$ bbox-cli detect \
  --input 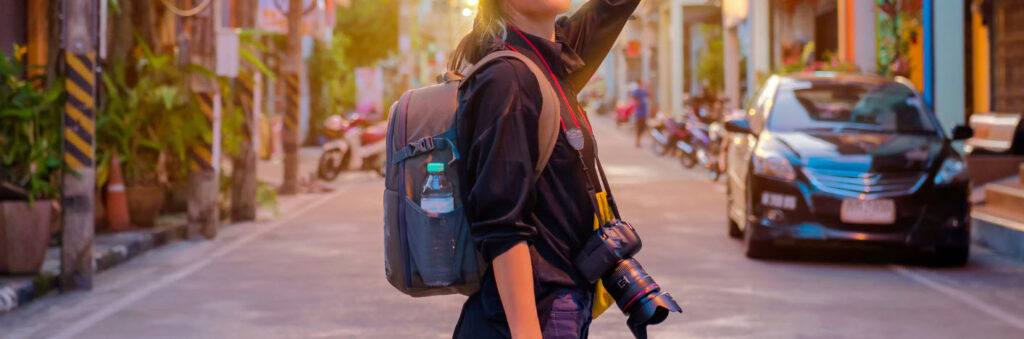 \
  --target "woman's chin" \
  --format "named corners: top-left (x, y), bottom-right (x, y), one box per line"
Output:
top-left (515, 0), bottom-right (572, 16)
